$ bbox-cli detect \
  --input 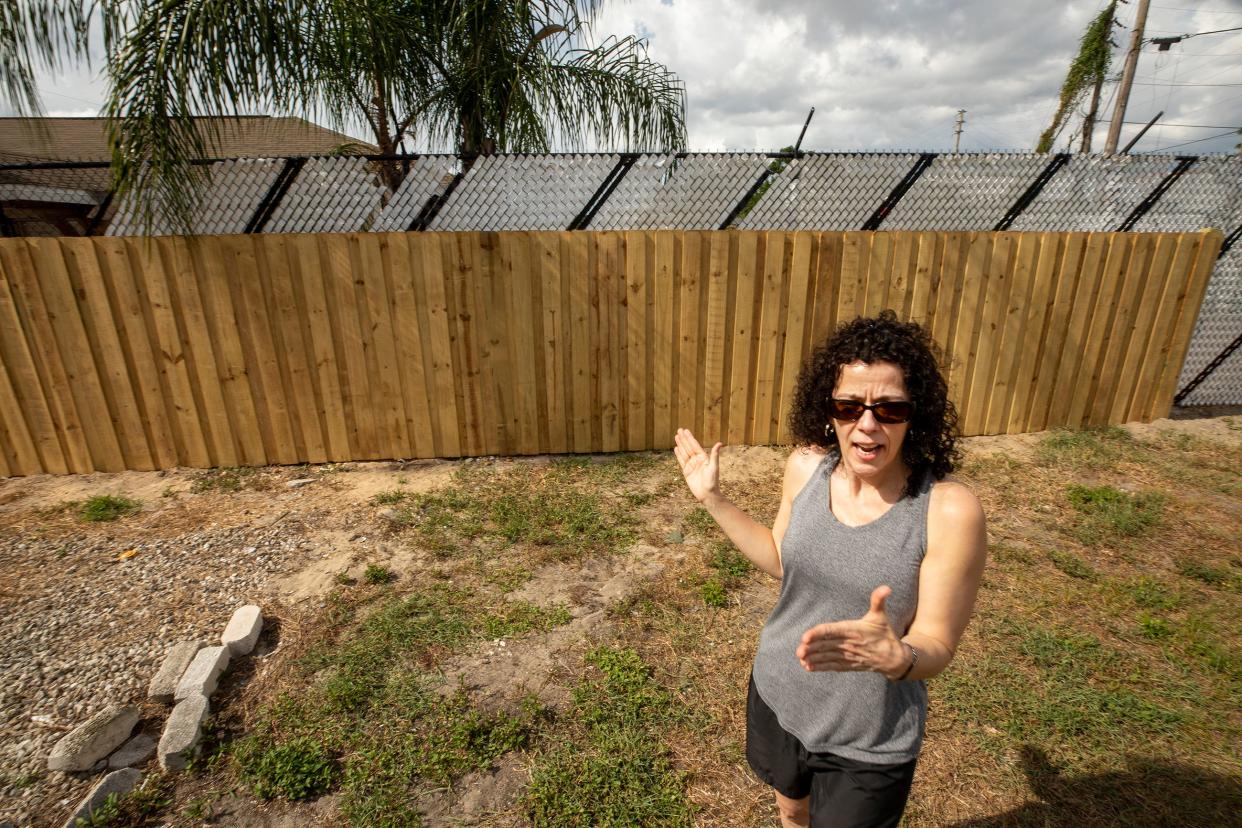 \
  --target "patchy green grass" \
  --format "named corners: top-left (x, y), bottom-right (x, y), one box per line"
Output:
top-left (226, 582), bottom-right (572, 826)
top-left (524, 647), bottom-right (696, 826)
top-left (1048, 549), bottom-right (1097, 580)
top-left (79, 494), bottom-right (141, 522)
top-left (1064, 484), bottom-right (1165, 545)
top-left (1037, 426), bottom-right (1135, 470)
top-left (363, 563), bottom-right (393, 585)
